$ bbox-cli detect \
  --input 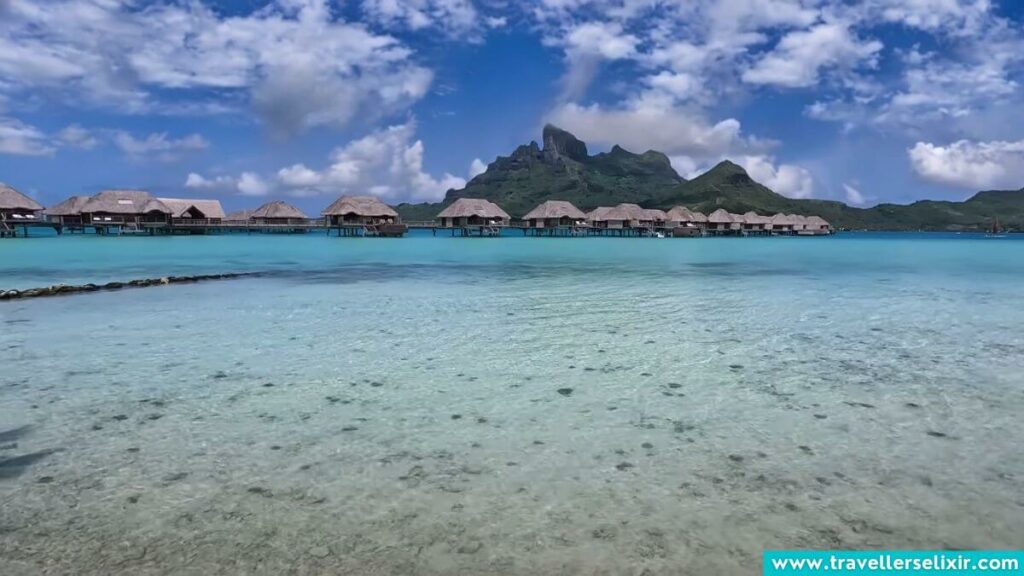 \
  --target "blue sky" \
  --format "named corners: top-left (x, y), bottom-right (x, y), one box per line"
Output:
top-left (1, 0), bottom-right (1022, 214)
